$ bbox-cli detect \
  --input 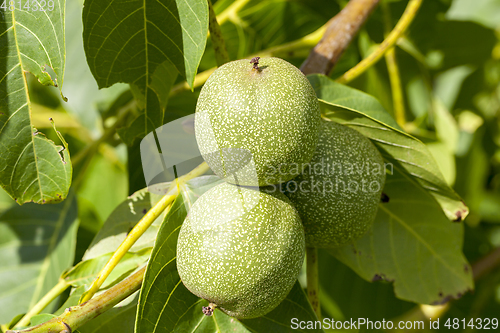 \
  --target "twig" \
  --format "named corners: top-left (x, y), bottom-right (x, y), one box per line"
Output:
top-left (300, 0), bottom-right (380, 75)
top-left (79, 162), bottom-right (209, 303)
top-left (8, 267), bottom-right (146, 333)
top-left (336, 0), bottom-right (423, 84)
top-left (382, 1), bottom-right (406, 128)
top-left (208, 0), bottom-right (230, 66)
top-left (472, 246), bottom-right (500, 281)
top-left (306, 247), bottom-right (321, 320)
